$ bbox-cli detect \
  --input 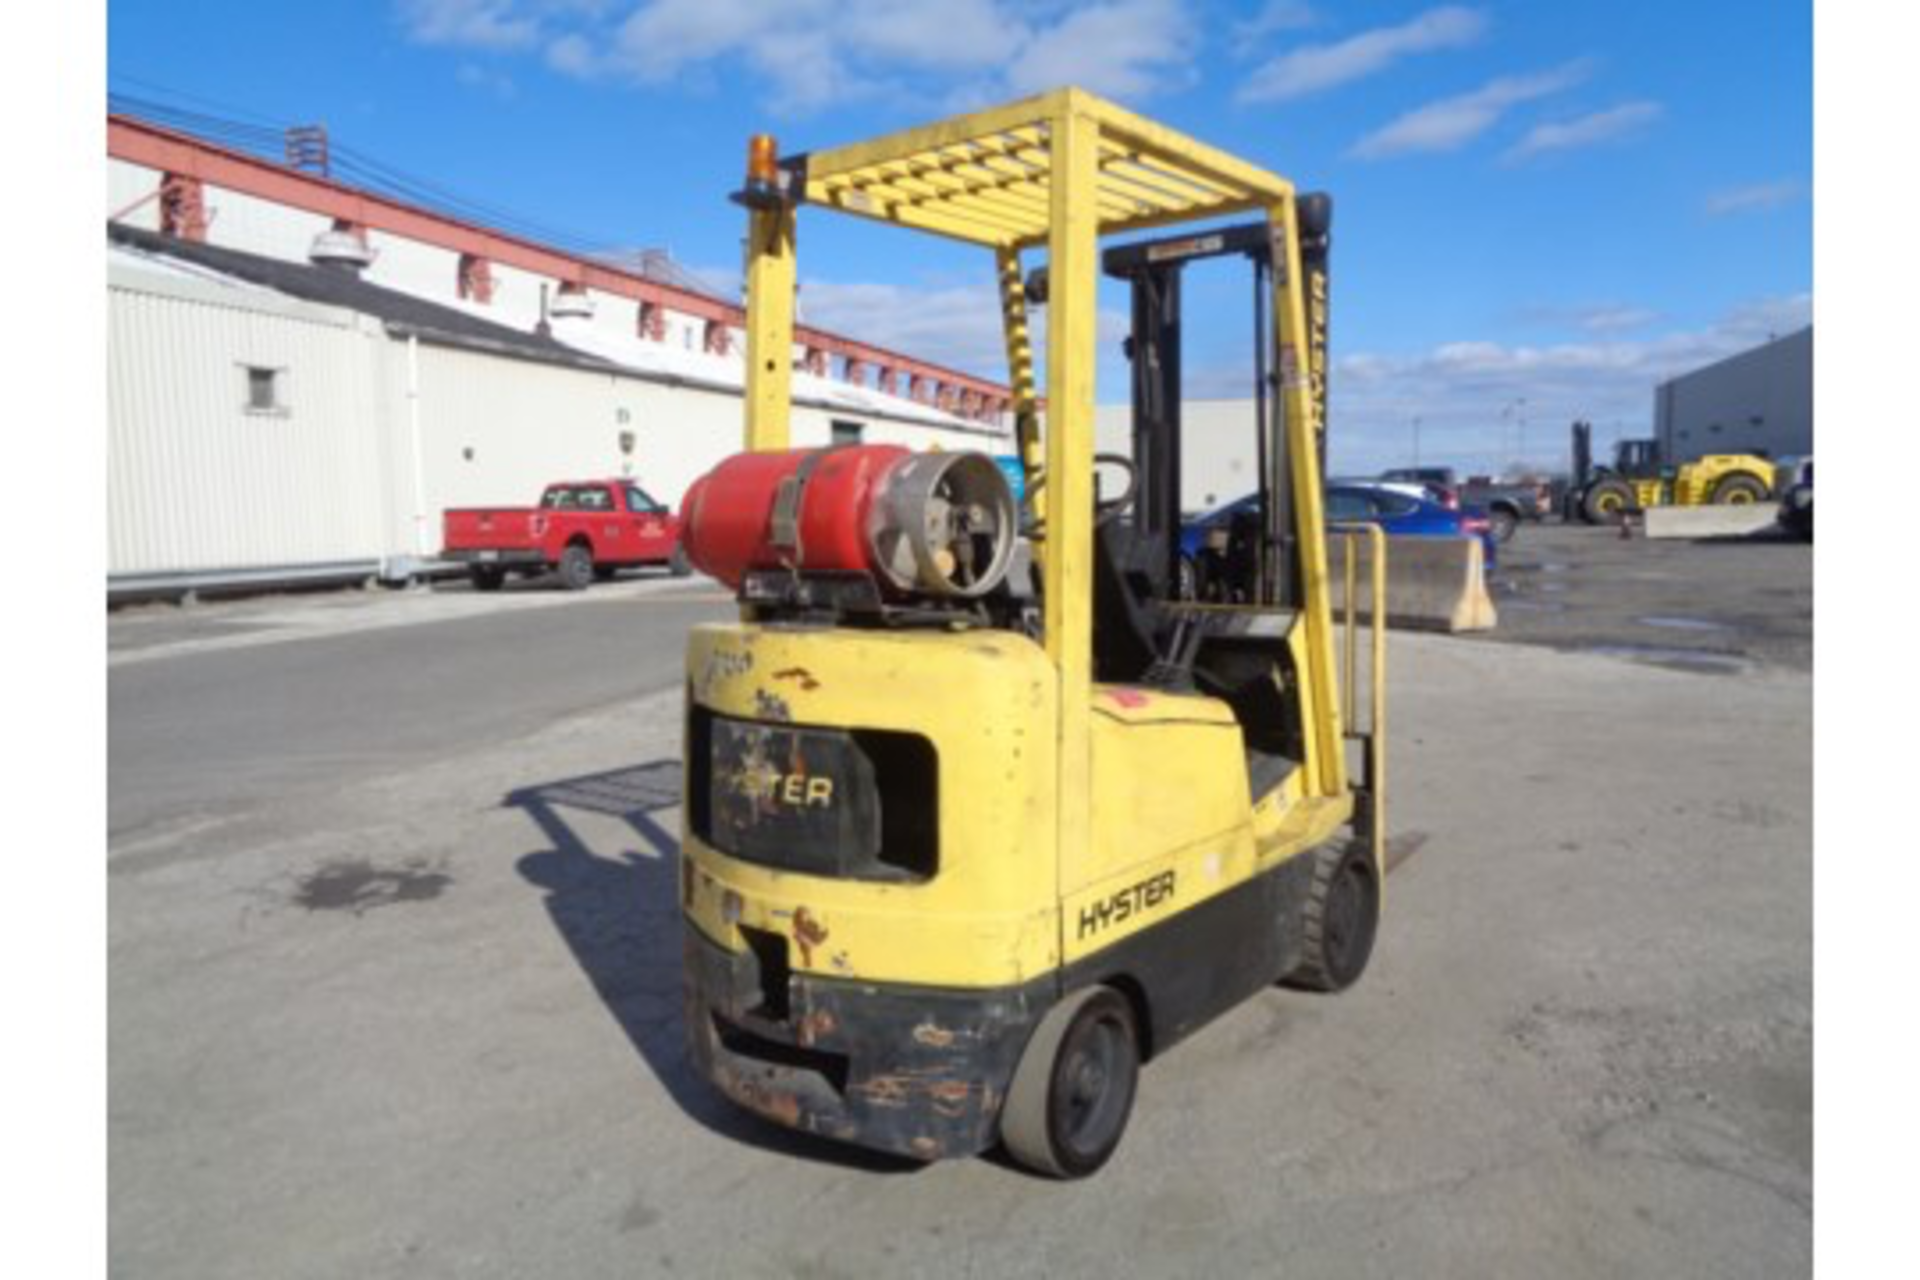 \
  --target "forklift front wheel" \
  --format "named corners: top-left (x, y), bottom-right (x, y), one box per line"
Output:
top-left (1001, 986), bottom-right (1140, 1179)
top-left (1283, 842), bottom-right (1381, 994)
